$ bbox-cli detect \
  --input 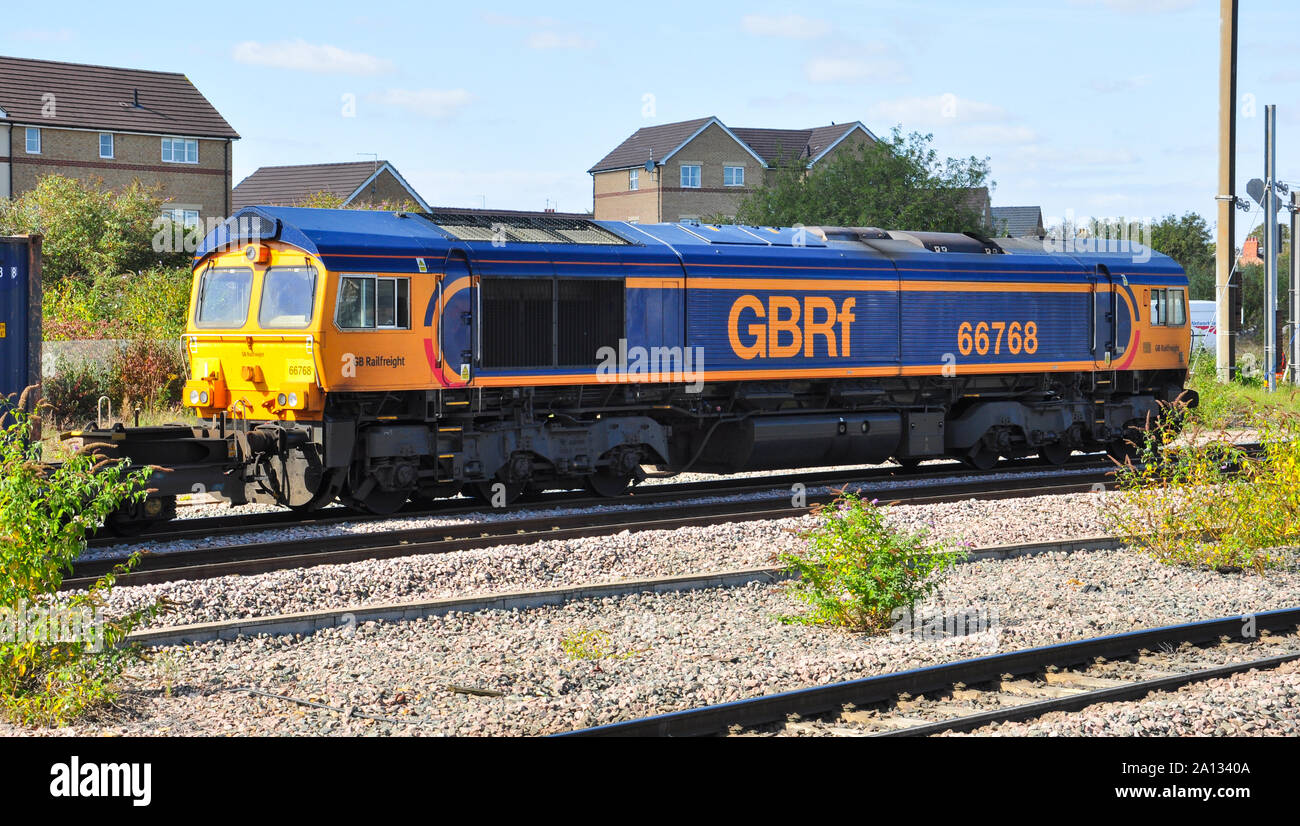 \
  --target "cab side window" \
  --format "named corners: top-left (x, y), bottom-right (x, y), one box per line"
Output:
top-left (1167, 288), bottom-right (1186, 326)
top-left (336, 274), bottom-right (409, 329)
top-left (1148, 288), bottom-right (1185, 327)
